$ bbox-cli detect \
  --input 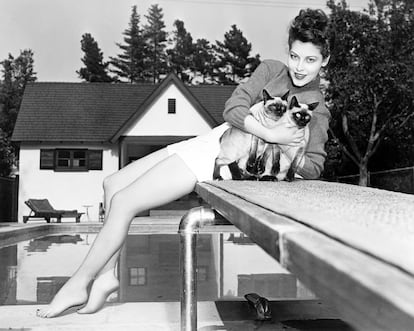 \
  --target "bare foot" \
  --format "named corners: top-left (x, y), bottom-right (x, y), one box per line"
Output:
top-left (77, 268), bottom-right (119, 314)
top-left (36, 278), bottom-right (89, 318)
